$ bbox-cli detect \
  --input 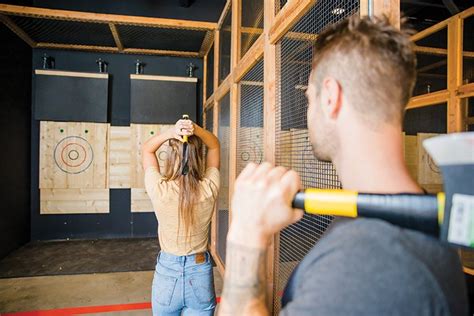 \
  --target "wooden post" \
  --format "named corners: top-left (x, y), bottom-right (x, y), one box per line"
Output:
top-left (228, 0), bottom-right (241, 225)
top-left (214, 30), bottom-right (220, 92)
top-left (210, 99), bottom-right (220, 270)
top-left (447, 16), bottom-right (465, 133)
top-left (360, 0), bottom-right (400, 28)
top-left (203, 54), bottom-right (208, 105)
top-left (264, 0), bottom-right (278, 312)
